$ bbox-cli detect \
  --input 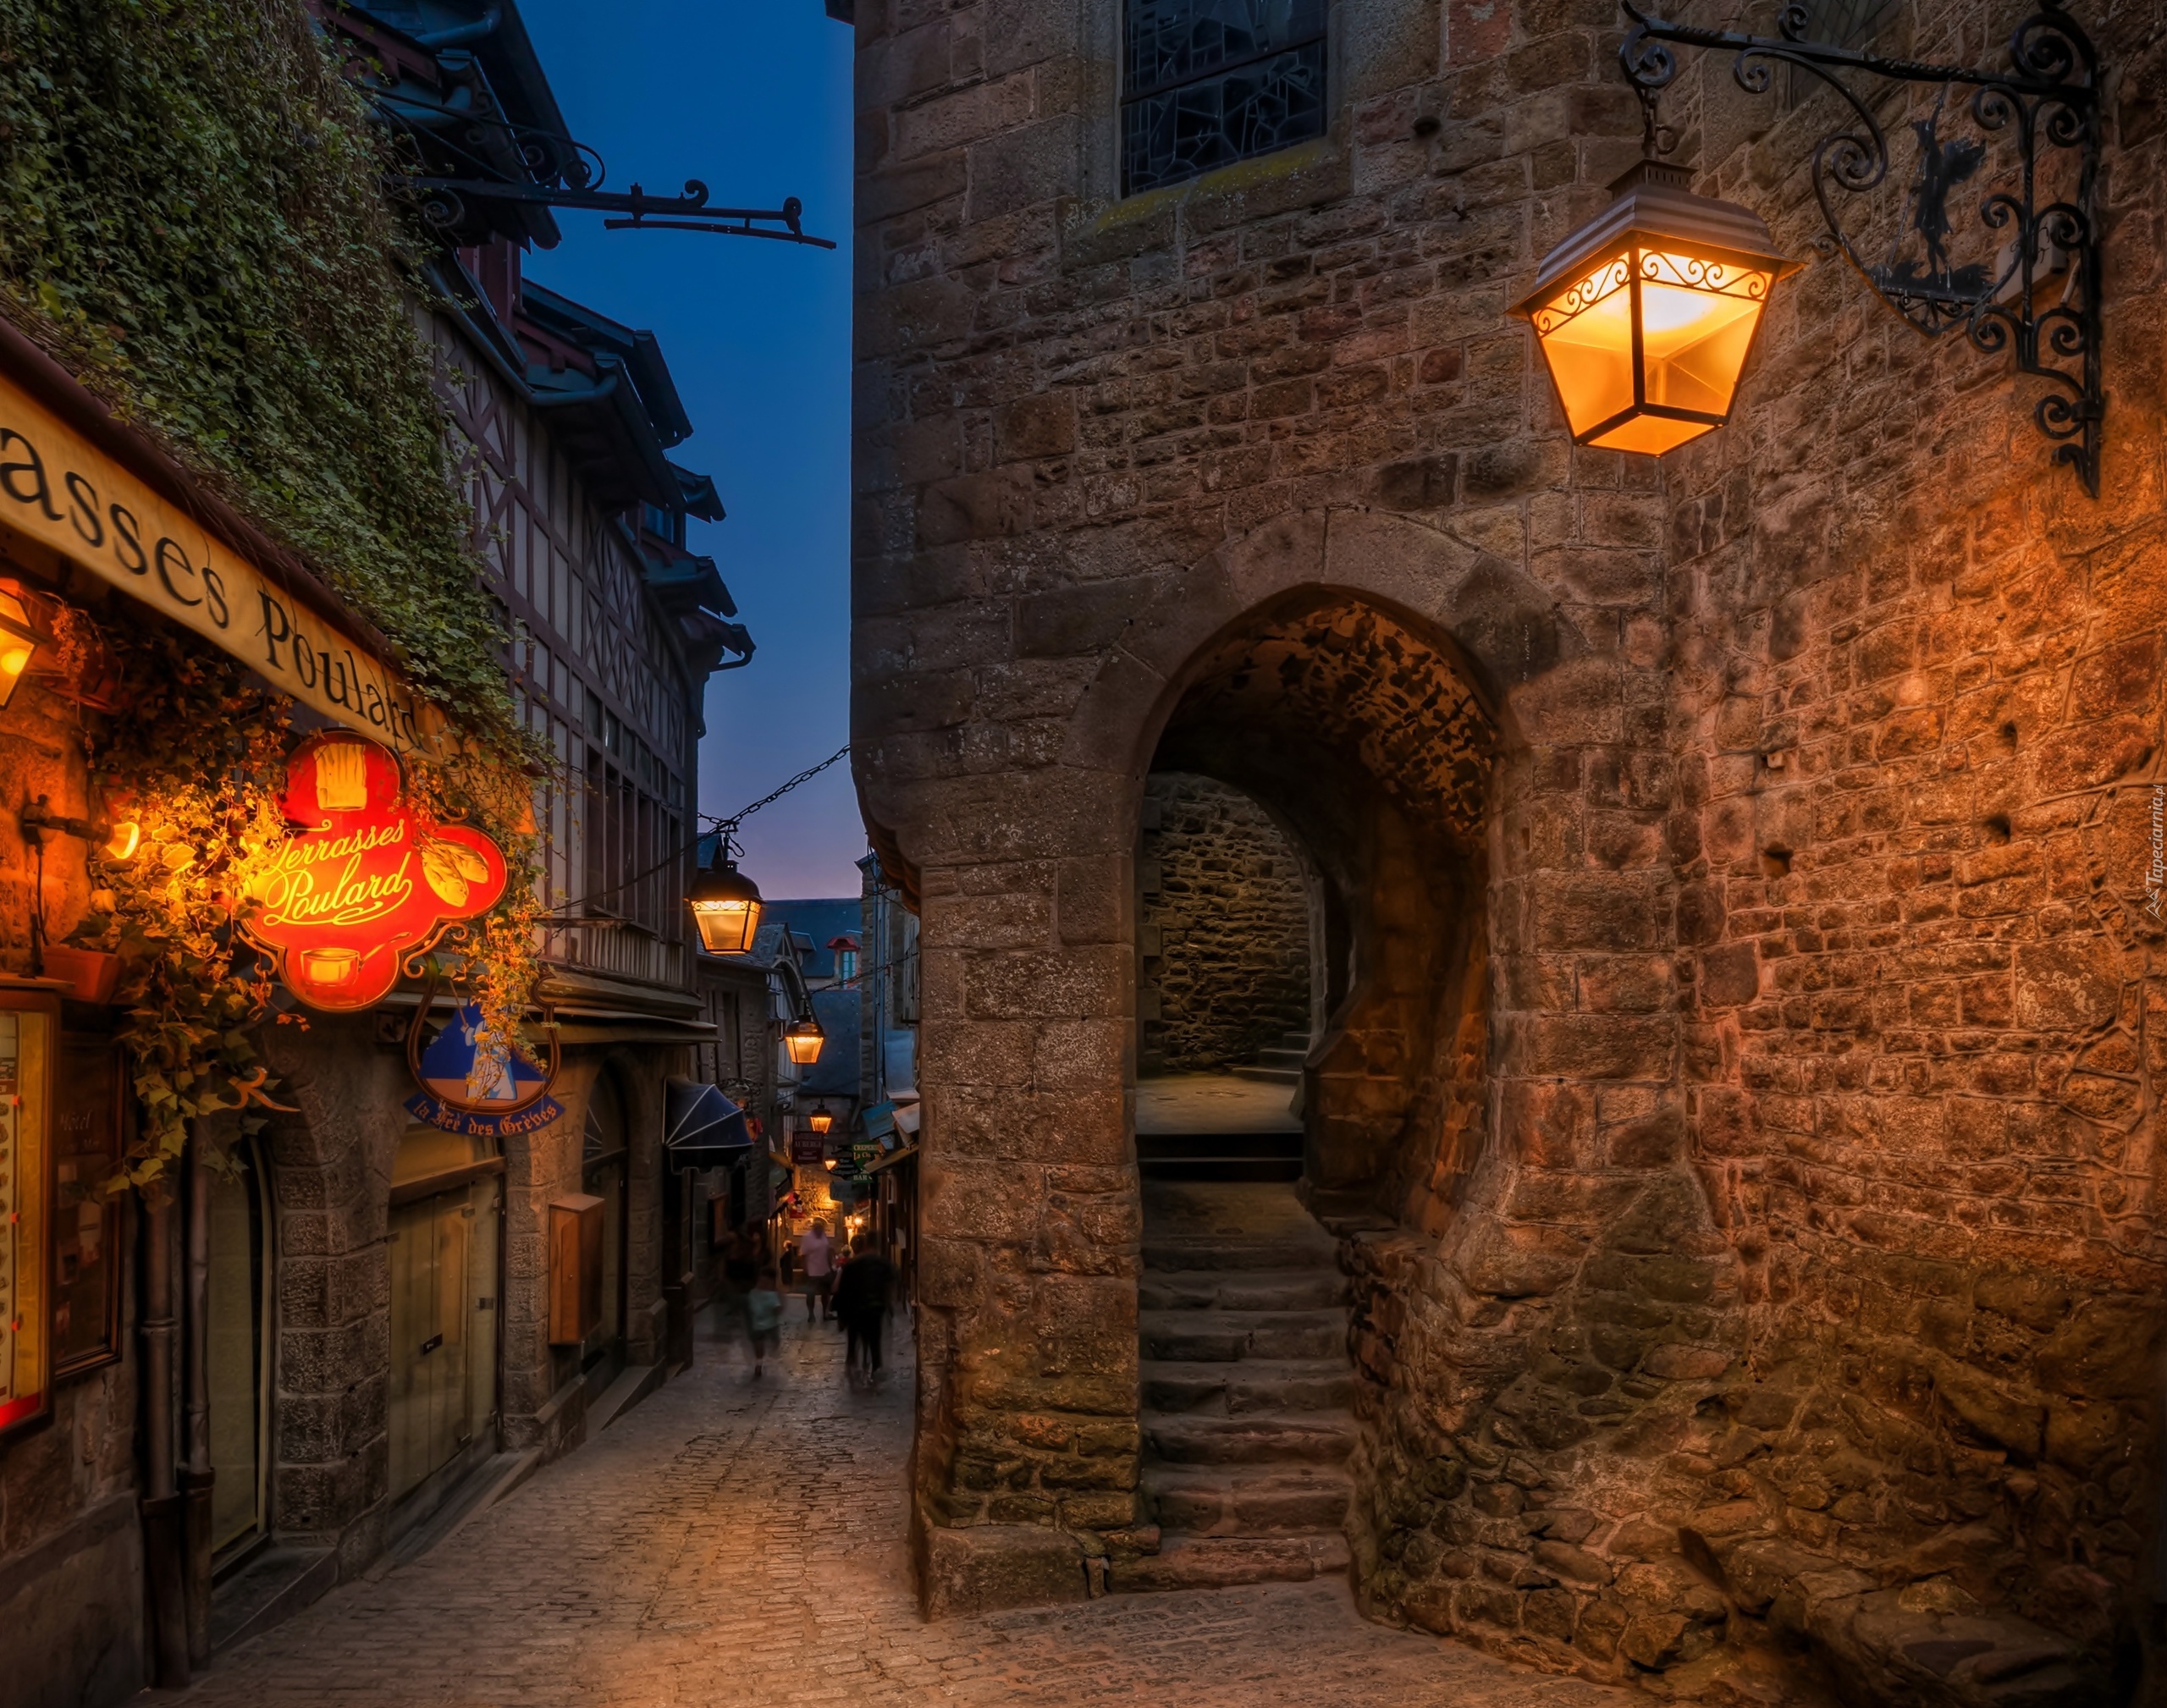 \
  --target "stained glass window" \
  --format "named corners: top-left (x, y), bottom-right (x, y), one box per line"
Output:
top-left (1123, 0), bottom-right (1328, 196)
